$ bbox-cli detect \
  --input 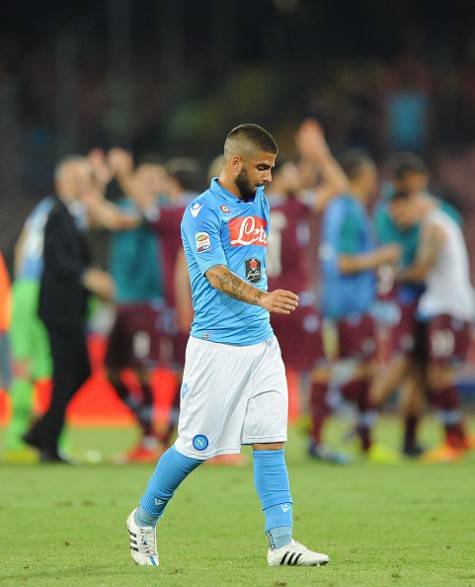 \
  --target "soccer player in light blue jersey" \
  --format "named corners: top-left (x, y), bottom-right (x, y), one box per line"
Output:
top-left (127, 124), bottom-right (330, 568)
top-left (309, 150), bottom-right (401, 464)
